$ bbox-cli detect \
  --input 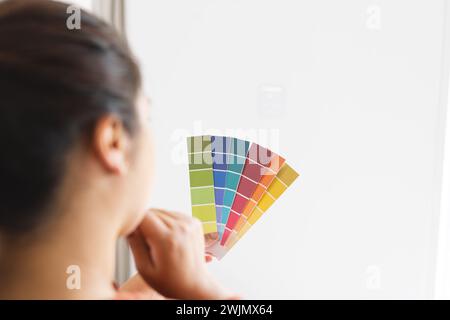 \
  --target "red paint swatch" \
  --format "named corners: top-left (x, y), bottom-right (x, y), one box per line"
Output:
top-left (221, 144), bottom-right (281, 245)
